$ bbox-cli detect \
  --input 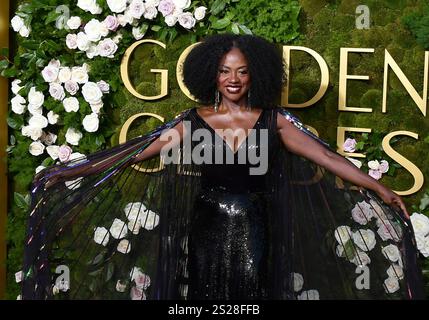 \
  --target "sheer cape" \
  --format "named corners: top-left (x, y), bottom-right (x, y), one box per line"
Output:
top-left (21, 107), bottom-right (425, 300)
